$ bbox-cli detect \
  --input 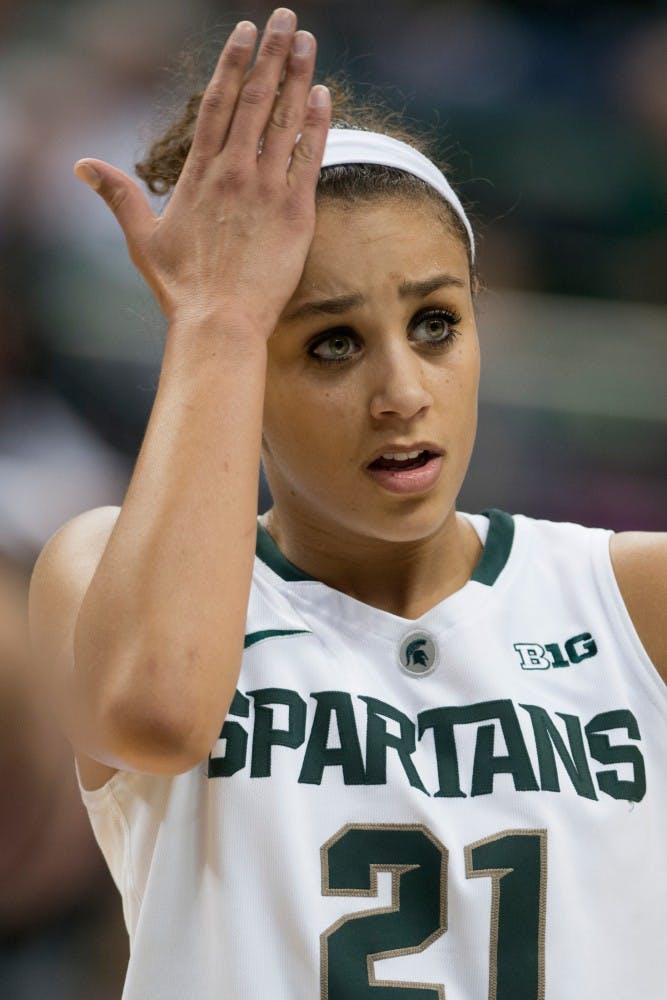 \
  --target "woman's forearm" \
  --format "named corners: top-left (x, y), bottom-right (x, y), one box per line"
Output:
top-left (52, 12), bottom-right (329, 773)
top-left (73, 316), bottom-right (268, 770)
